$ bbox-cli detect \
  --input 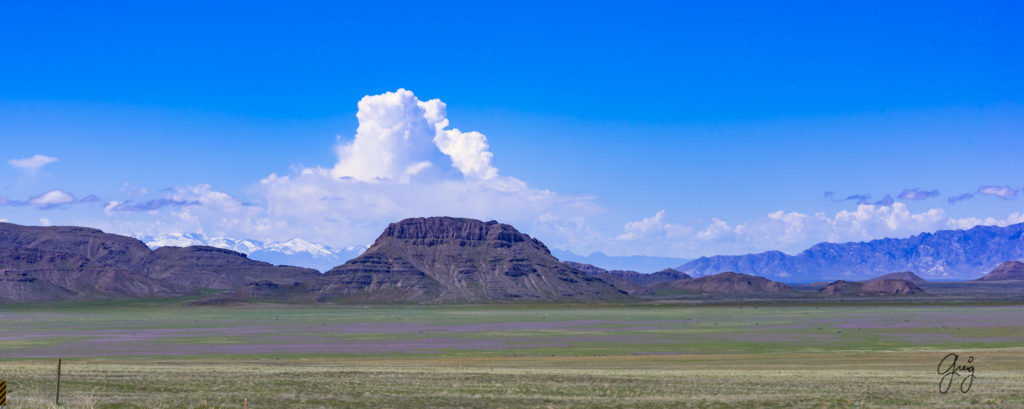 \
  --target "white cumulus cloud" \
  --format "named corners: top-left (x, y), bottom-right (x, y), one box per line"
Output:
top-left (617, 210), bottom-right (670, 241)
top-left (947, 212), bottom-right (1024, 230)
top-left (329, 89), bottom-right (498, 182)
